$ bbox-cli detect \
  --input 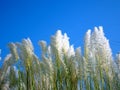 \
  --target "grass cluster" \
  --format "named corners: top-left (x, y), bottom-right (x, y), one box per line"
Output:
top-left (0, 27), bottom-right (120, 90)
